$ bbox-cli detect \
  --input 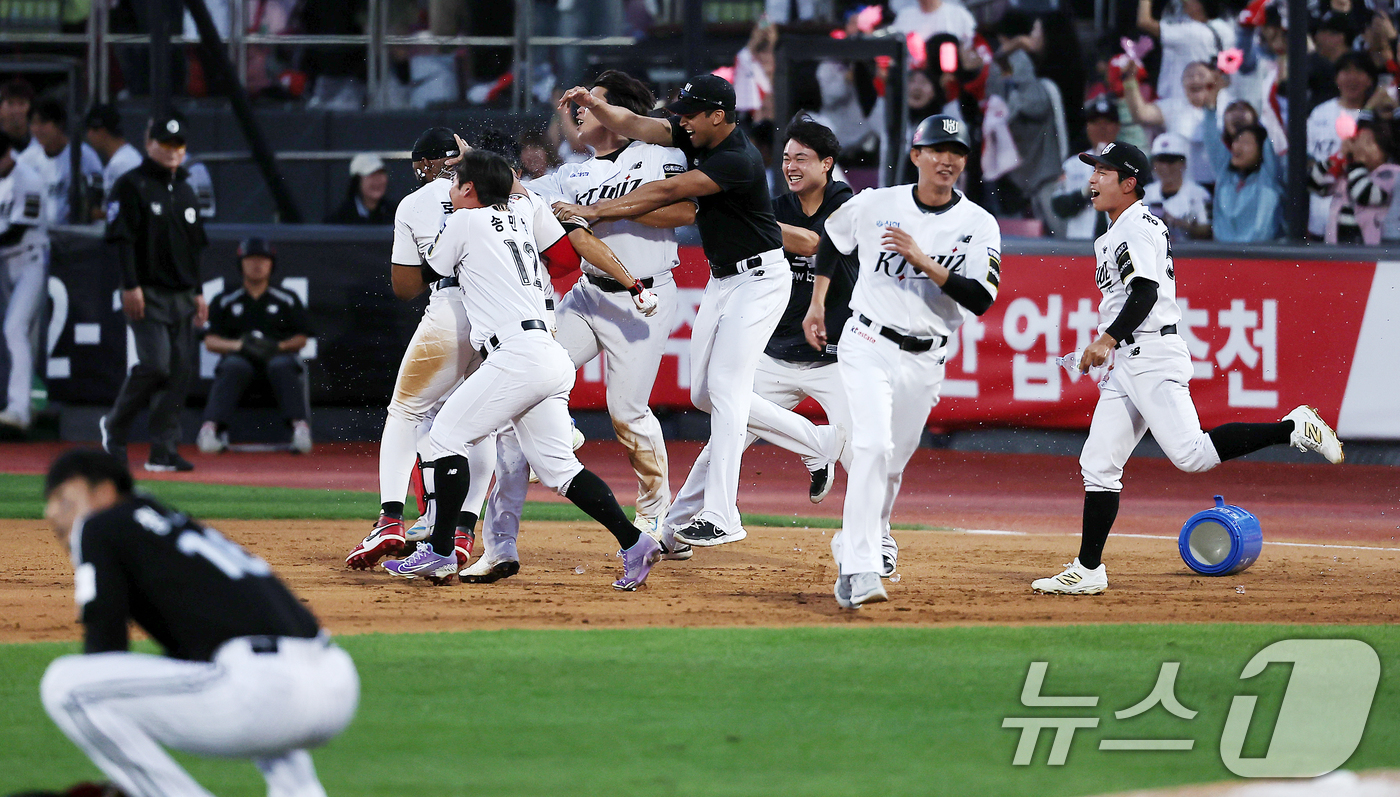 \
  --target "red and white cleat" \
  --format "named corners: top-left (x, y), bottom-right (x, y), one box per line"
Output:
top-left (346, 514), bottom-right (407, 569)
